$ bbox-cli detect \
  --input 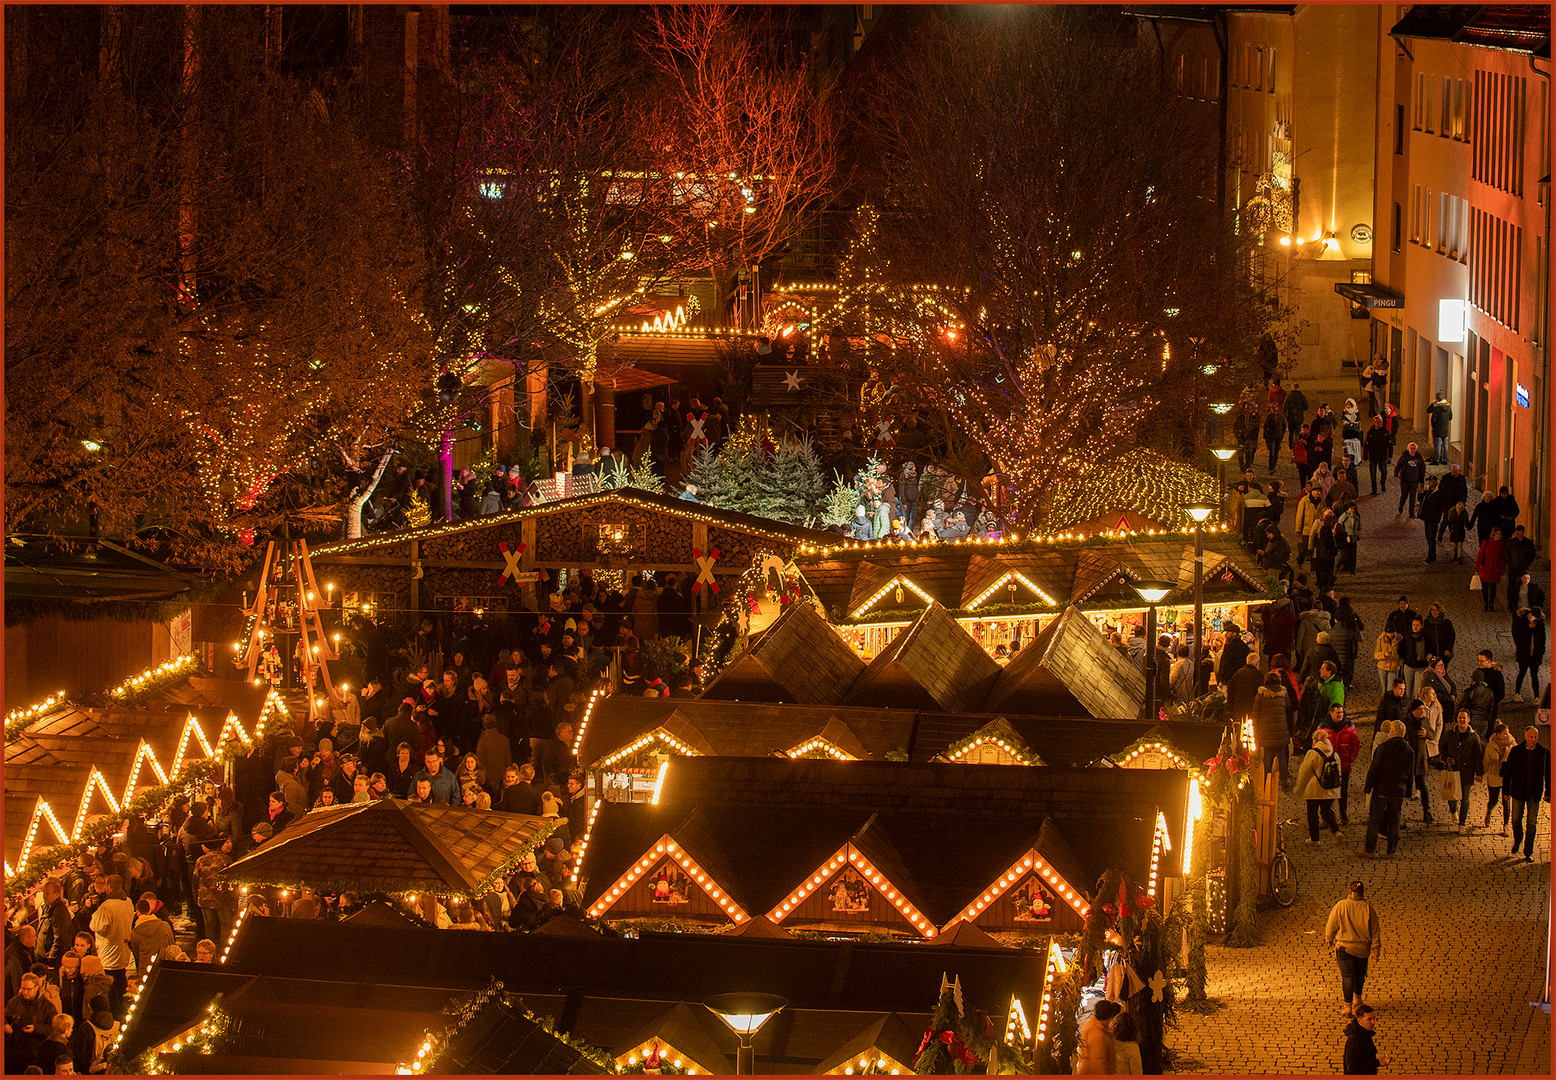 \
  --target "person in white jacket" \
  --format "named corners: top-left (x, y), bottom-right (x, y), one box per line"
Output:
top-left (87, 876), bottom-right (133, 1019)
